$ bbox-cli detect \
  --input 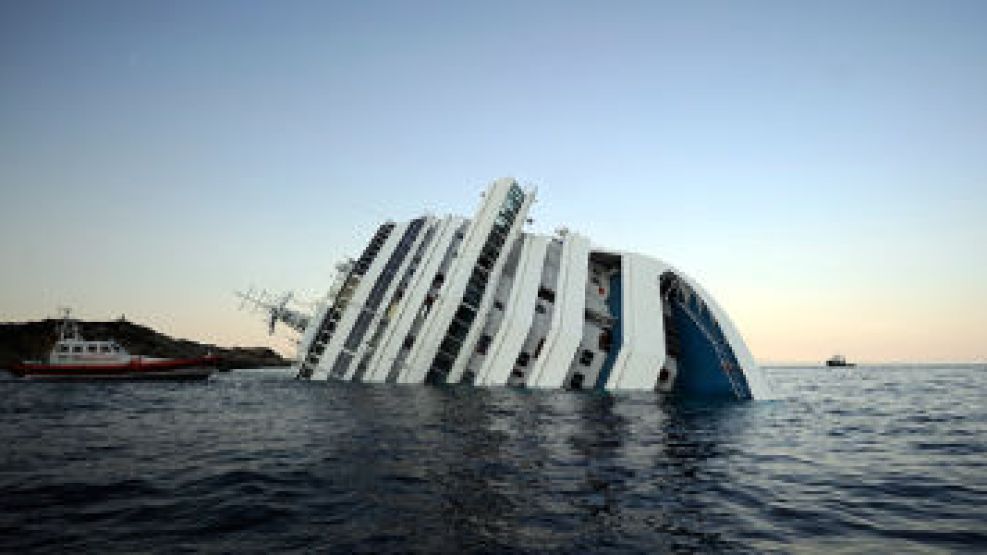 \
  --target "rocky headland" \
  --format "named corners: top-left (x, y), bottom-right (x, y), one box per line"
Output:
top-left (0, 318), bottom-right (289, 371)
